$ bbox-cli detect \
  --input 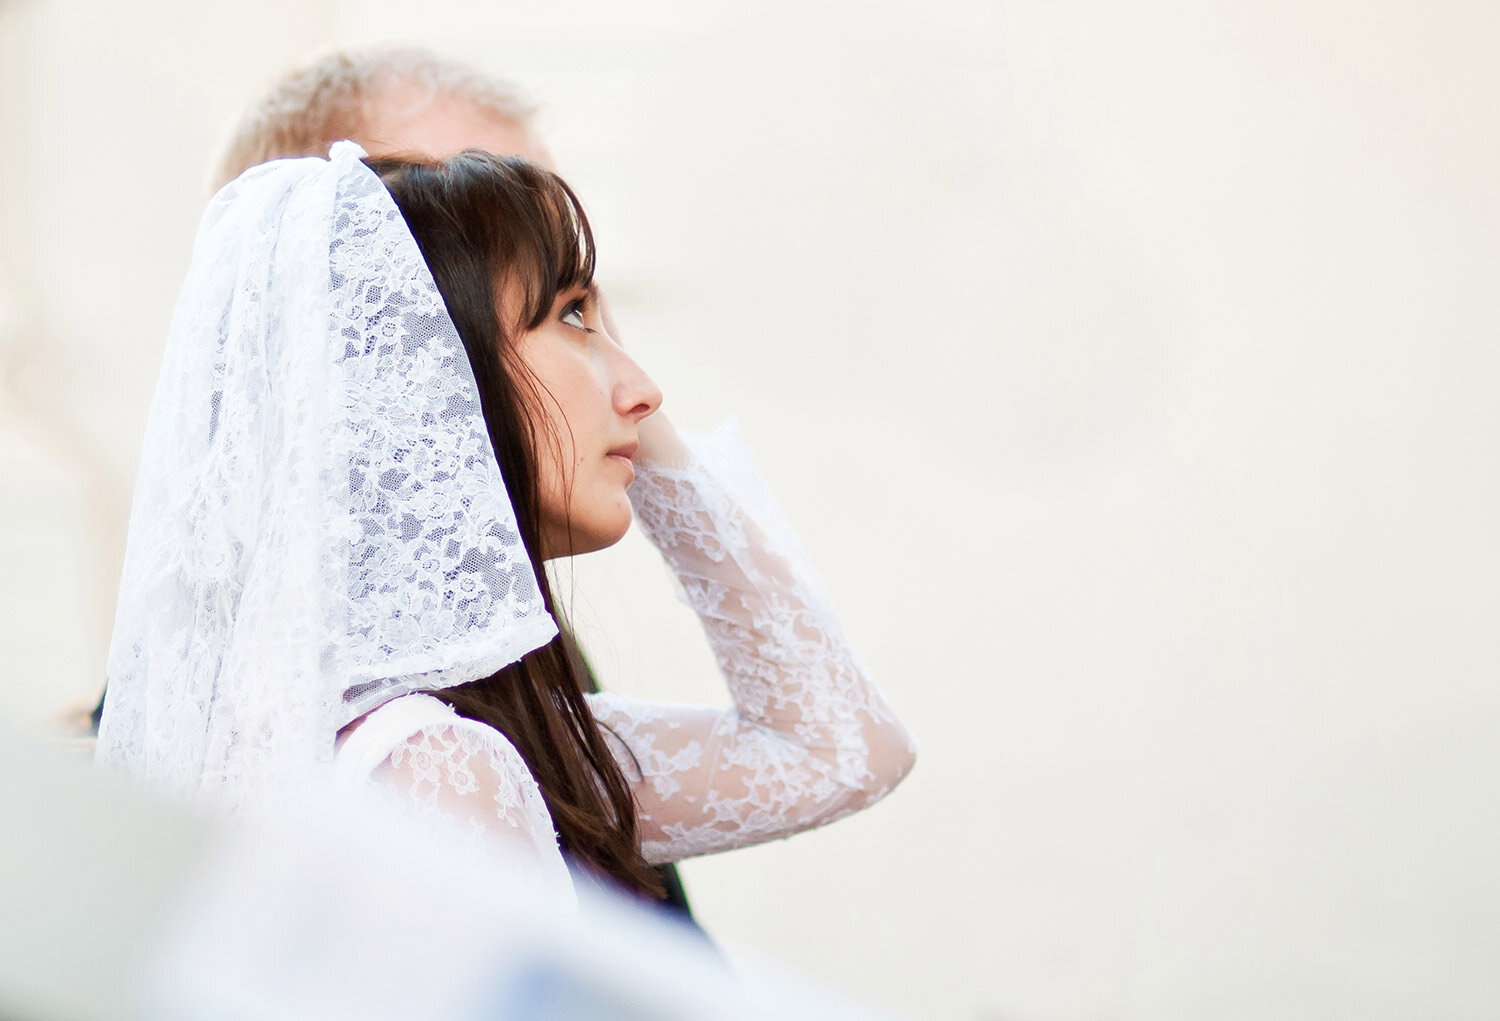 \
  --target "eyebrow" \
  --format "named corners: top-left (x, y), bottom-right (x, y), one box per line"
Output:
top-left (553, 280), bottom-right (596, 311)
